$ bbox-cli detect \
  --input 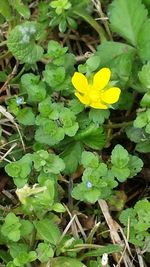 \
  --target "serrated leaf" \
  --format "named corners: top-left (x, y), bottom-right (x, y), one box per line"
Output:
top-left (96, 41), bottom-right (135, 67)
top-left (89, 109), bottom-right (110, 125)
top-left (112, 166), bottom-right (130, 182)
top-left (60, 142), bottom-right (83, 174)
top-left (81, 151), bottom-right (99, 168)
top-left (134, 112), bottom-right (148, 128)
top-left (109, 0), bottom-right (147, 46)
top-left (21, 73), bottom-right (46, 103)
top-left (126, 126), bottom-right (145, 143)
top-left (1, 213), bottom-right (21, 242)
top-left (75, 124), bottom-right (106, 150)
top-left (111, 144), bottom-right (129, 168)
top-left (7, 22), bottom-right (44, 64)
top-left (35, 122), bottom-right (65, 146)
top-left (138, 20), bottom-right (150, 61)
top-left (139, 62), bottom-right (150, 89)
top-left (9, 0), bottom-right (30, 19)
top-left (136, 140), bottom-right (150, 153)
top-left (34, 219), bottom-right (60, 245)
top-left (16, 107), bottom-right (35, 125)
